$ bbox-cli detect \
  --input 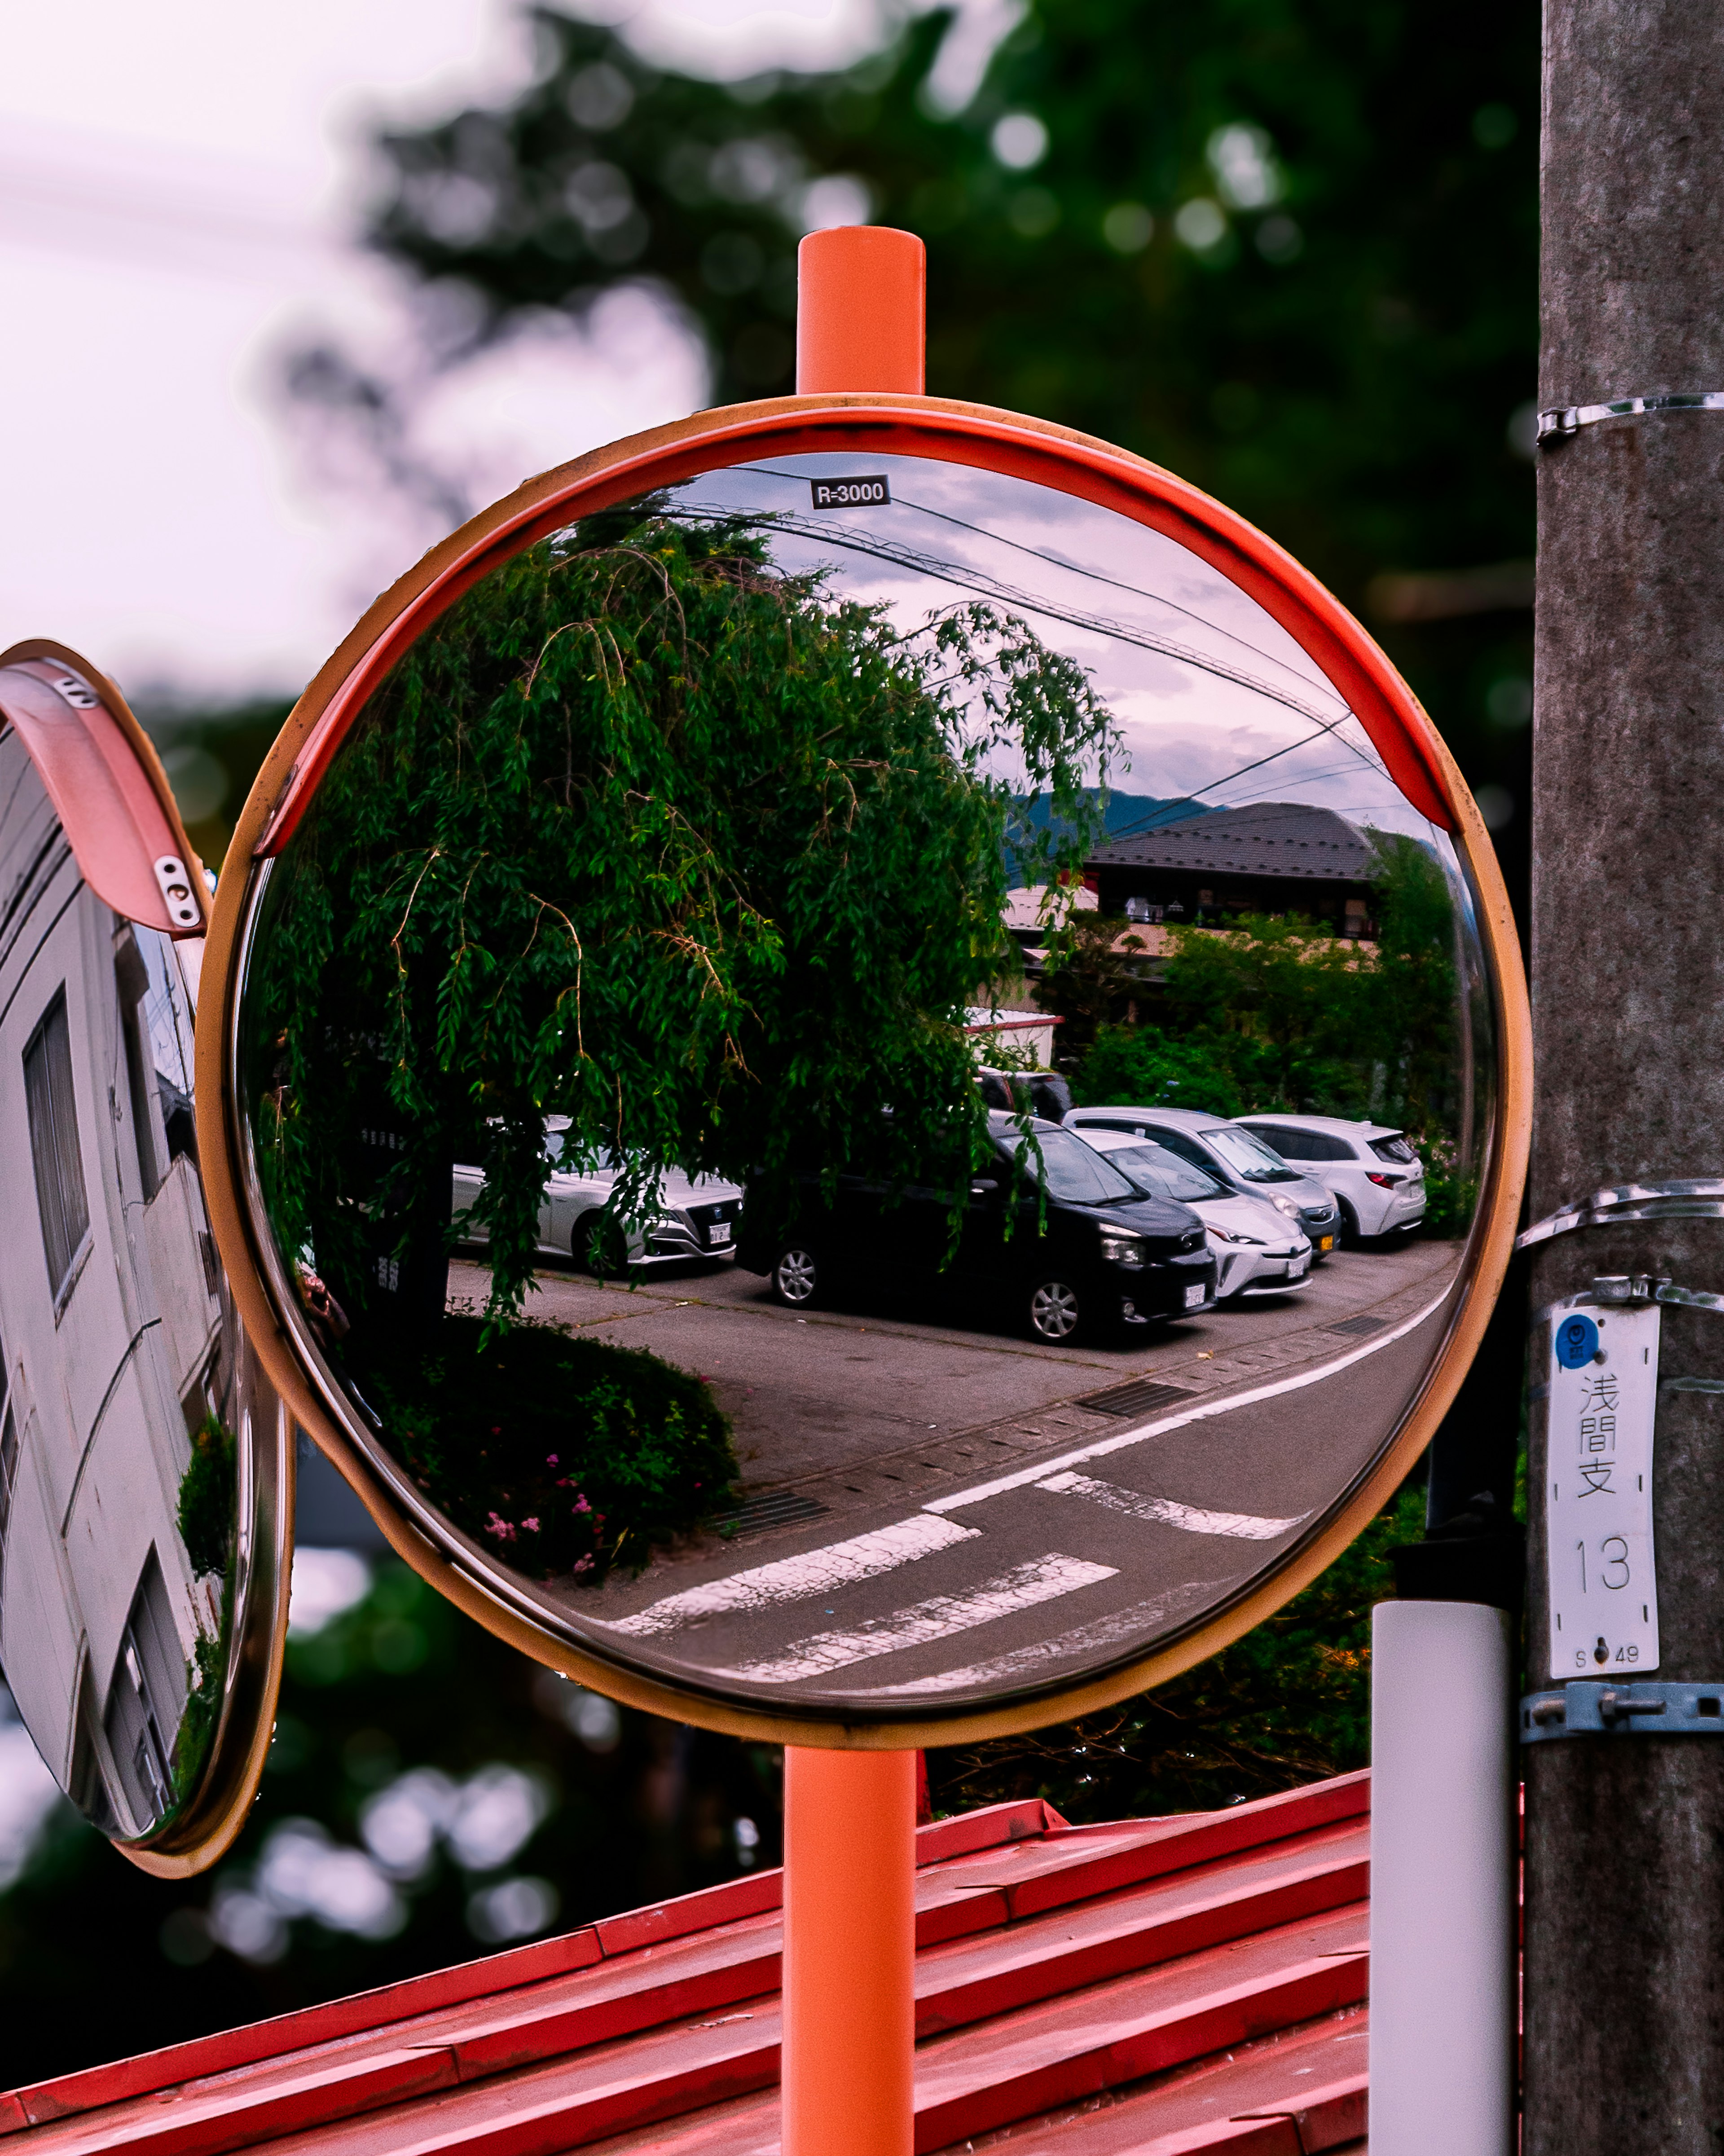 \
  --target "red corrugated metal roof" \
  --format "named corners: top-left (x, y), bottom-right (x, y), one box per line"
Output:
top-left (0, 1772), bottom-right (1370, 2156)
